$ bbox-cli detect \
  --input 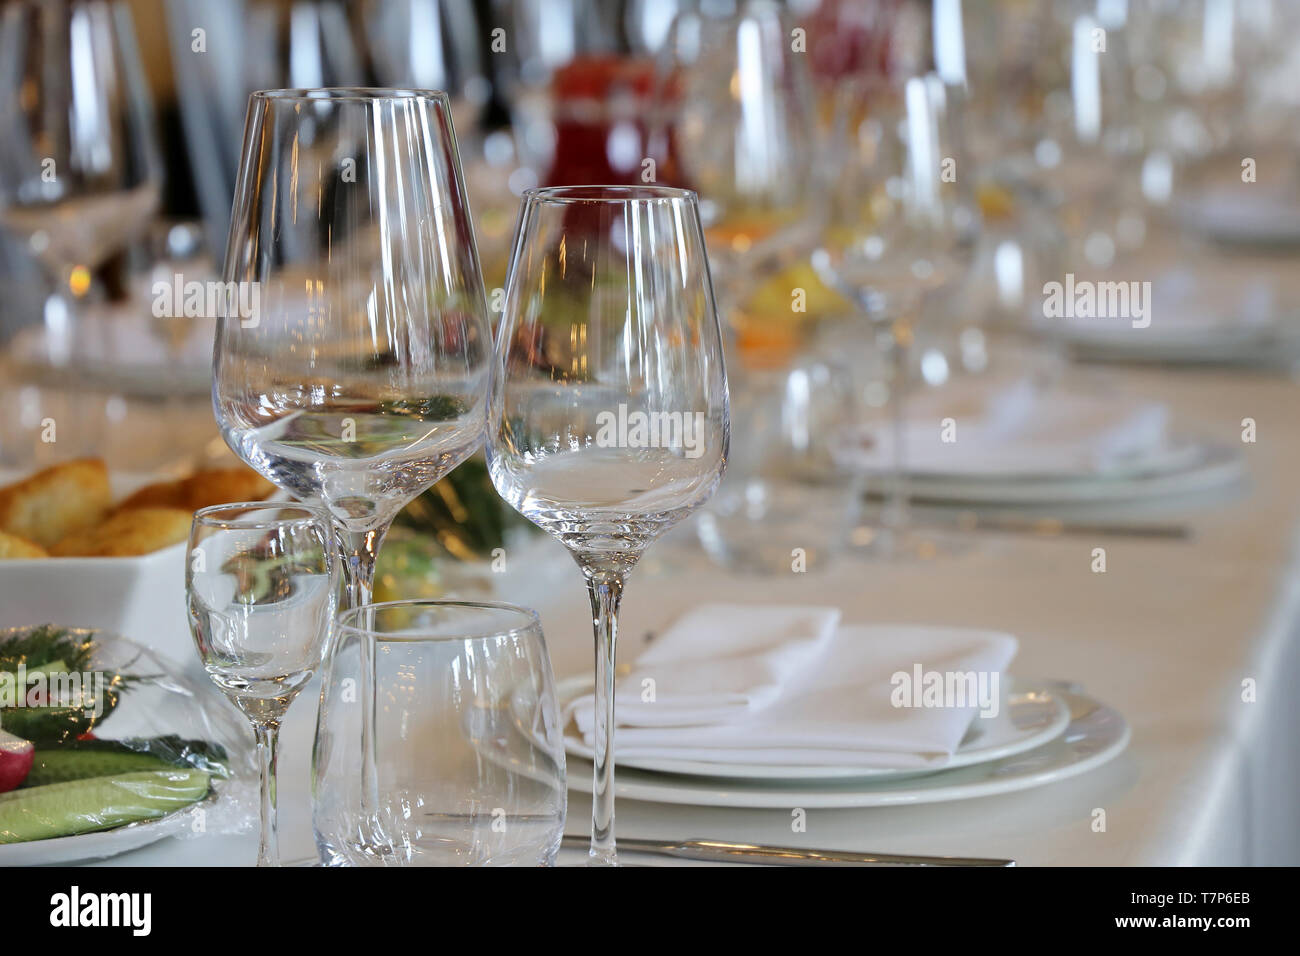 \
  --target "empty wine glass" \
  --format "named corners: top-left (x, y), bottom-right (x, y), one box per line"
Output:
top-left (313, 600), bottom-right (566, 866)
top-left (0, 0), bottom-right (162, 366)
top-left (487, 185), bottom-right (729, 864)
top-left (359, 0), bottom-right (490, 137)
top-left (1031, 10), bottom-right (1145, 271)
top-left (187, 502), bottom-right (339, 867)
top-left (813, 73), bottom-right (979, 558)
top-left (654, 0), bottom-right (823, 368)
top-left (214, 89), bottom-right (492, 610)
